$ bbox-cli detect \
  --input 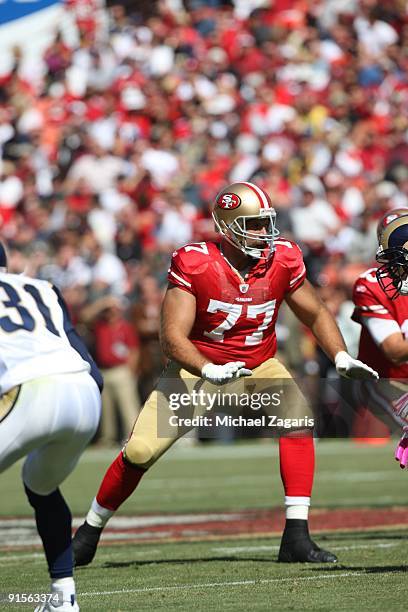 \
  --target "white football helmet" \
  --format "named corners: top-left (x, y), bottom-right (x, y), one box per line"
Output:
top-left (212, 182), bottom-right (279, 259)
